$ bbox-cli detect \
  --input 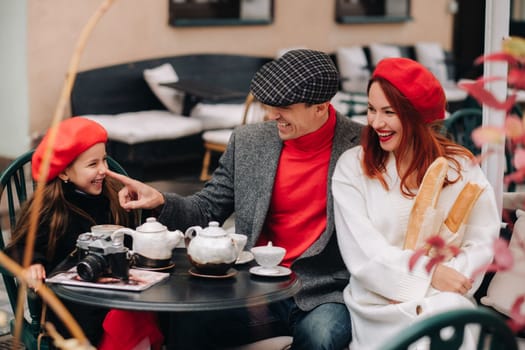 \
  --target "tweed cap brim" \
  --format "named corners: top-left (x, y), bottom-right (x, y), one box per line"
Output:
top-left (250, 49), bottom-right (339, 107)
